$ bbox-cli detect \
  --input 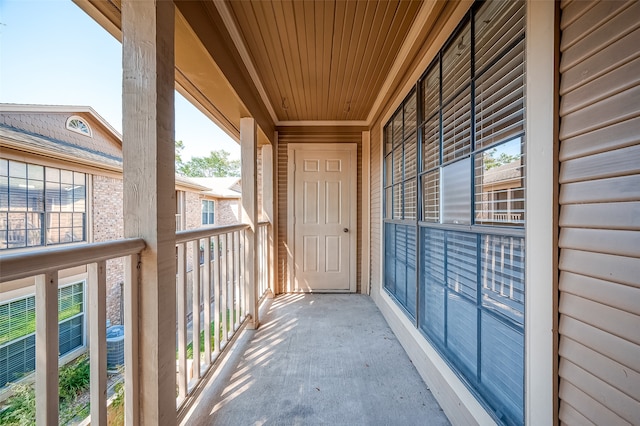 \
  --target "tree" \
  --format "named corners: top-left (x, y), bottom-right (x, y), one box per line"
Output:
top-left (483, 148), bottom-right (520, 170)
top-left (177, 148), bottom-right (240, 177)
top-left (175, 140), bottom-right (186, 168)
